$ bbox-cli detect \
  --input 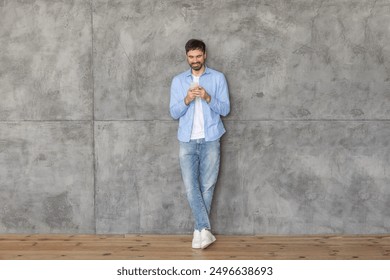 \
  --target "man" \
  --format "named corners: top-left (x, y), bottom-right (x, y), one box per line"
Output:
top-left (169, 39), bottom-right (230, 249)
